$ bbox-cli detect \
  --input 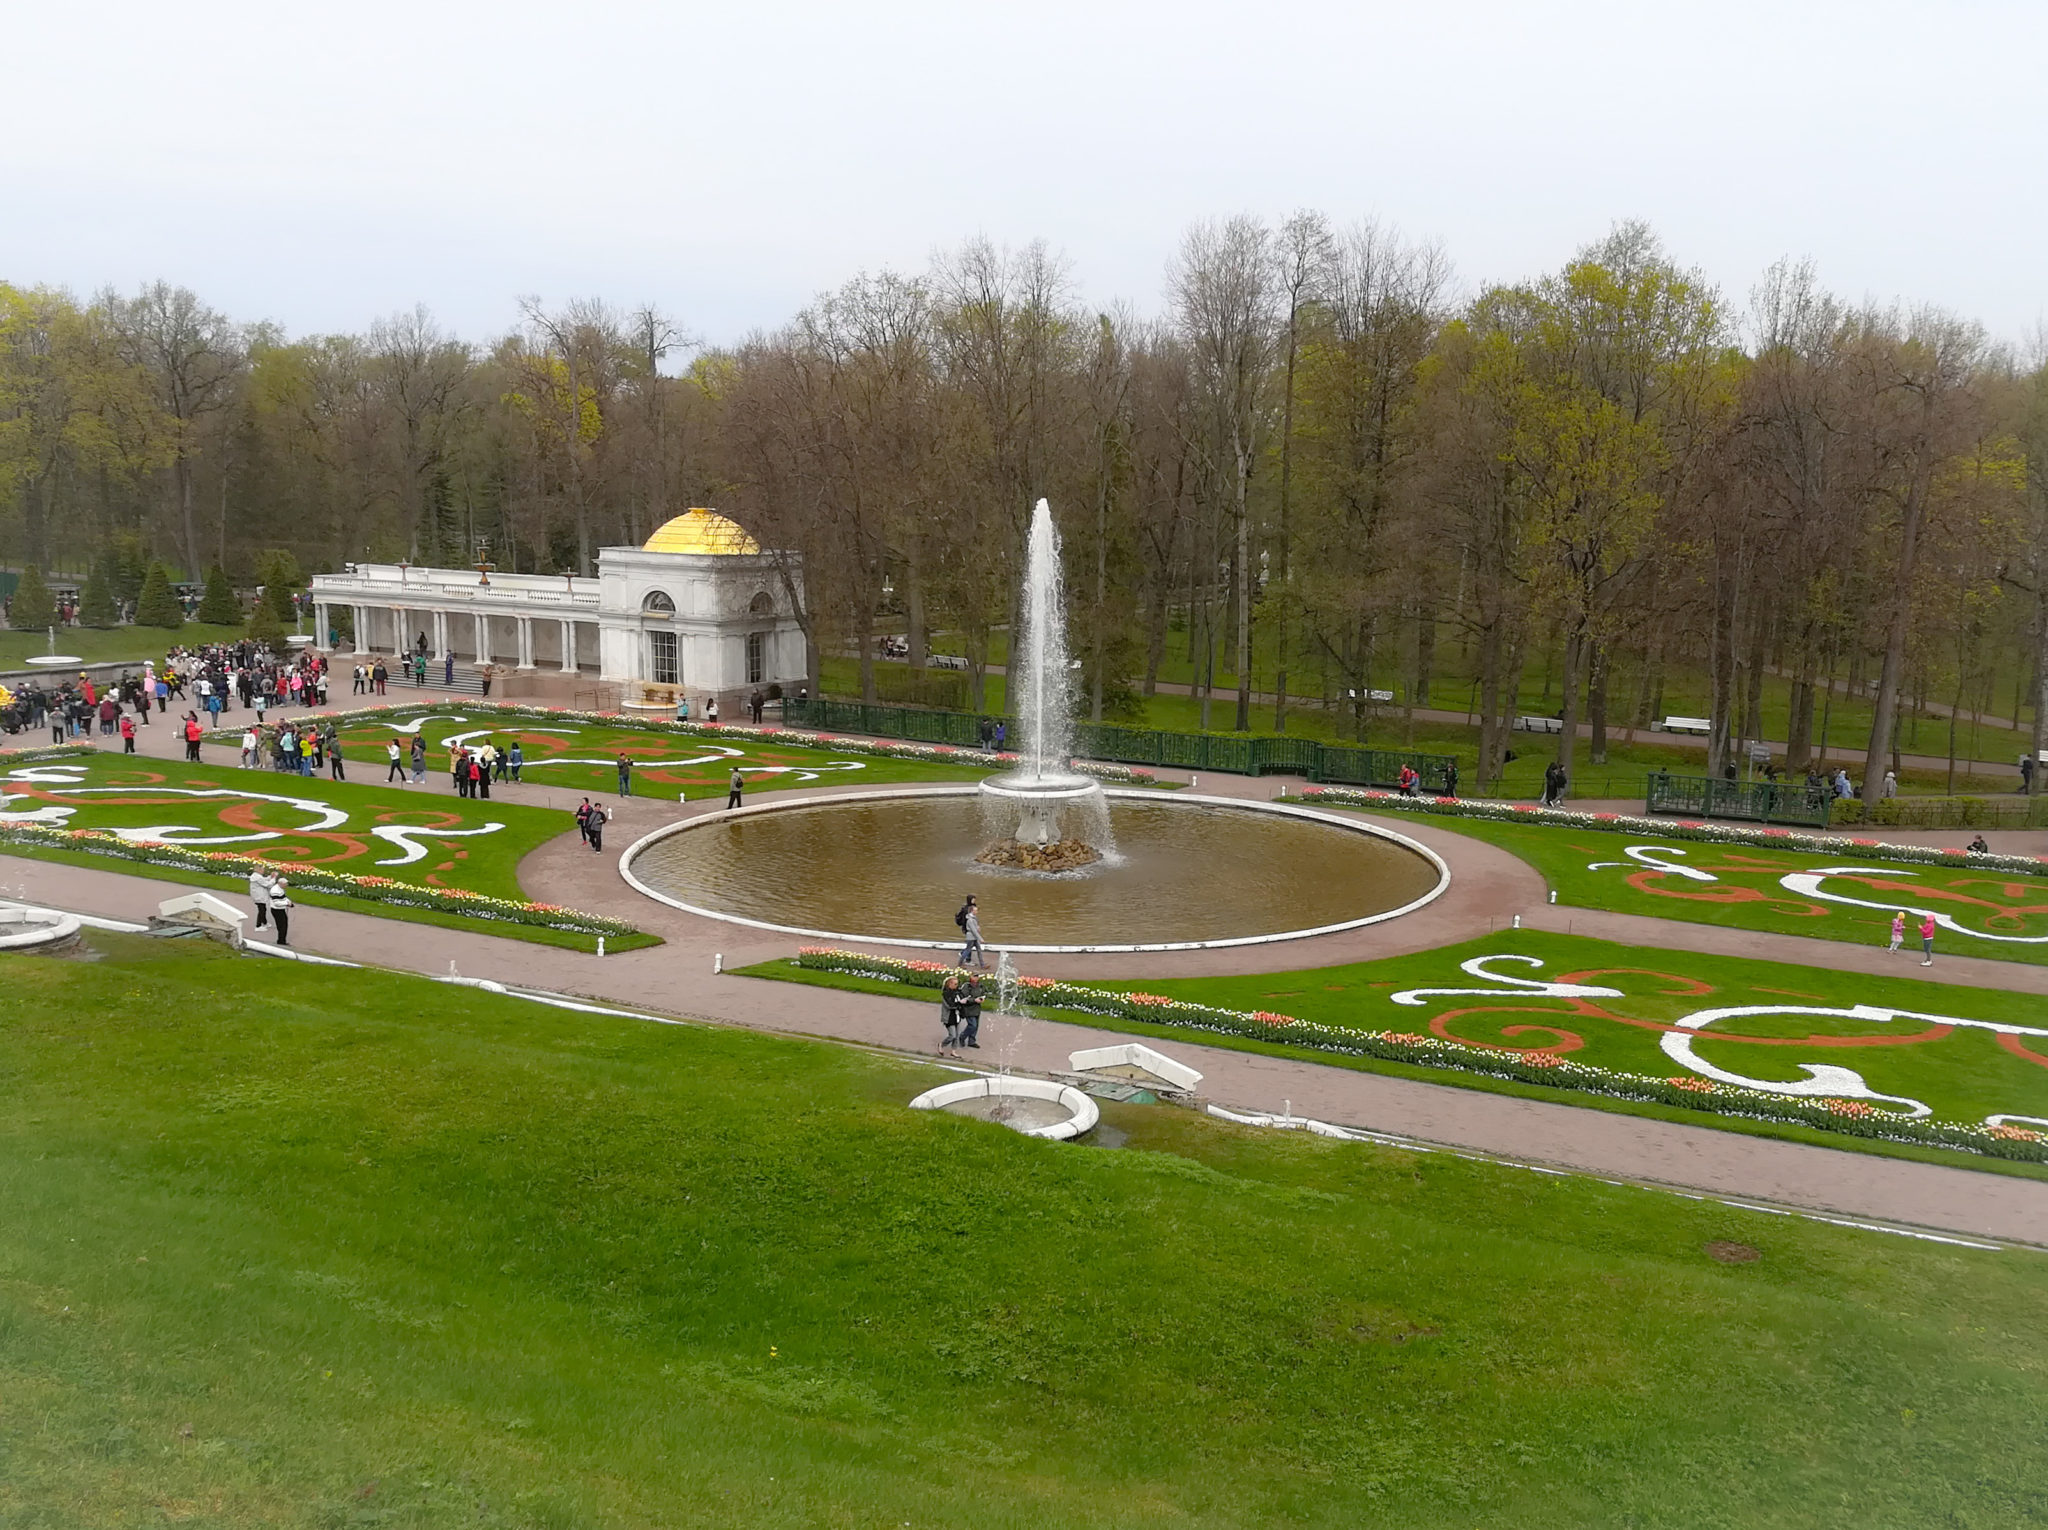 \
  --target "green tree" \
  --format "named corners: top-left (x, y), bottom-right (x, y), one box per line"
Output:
top-left (196, 563), bottom-right (240, 625)
top-left (78, 556), bottom-right (120, 628)
top-left (135, 560), bottom-right (185, 628)
top-left (246, 597), bottom-right (285, 652)
top-left (255, 547), bottom-right (305, 622)
top-left (10, 563), bottom-right (57, 631)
